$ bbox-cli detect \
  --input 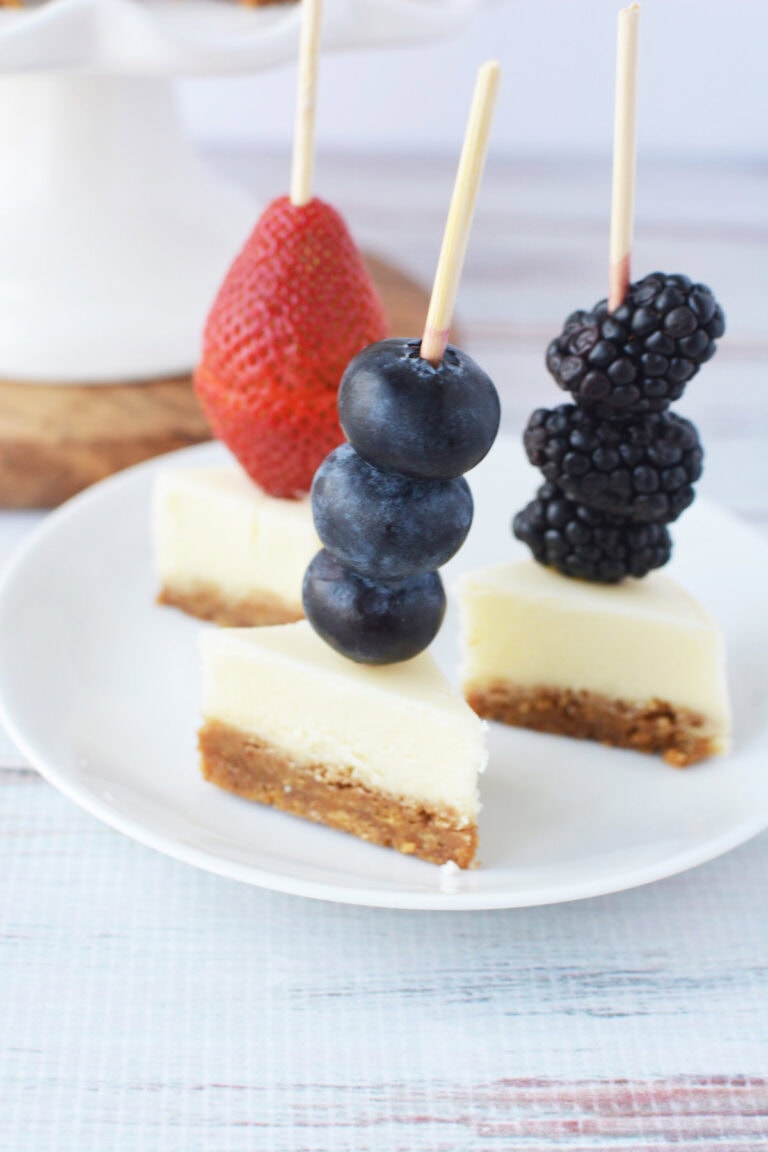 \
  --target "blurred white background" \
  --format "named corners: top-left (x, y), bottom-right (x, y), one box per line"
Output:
top-left (178, 0), bottom-right (768, 158)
